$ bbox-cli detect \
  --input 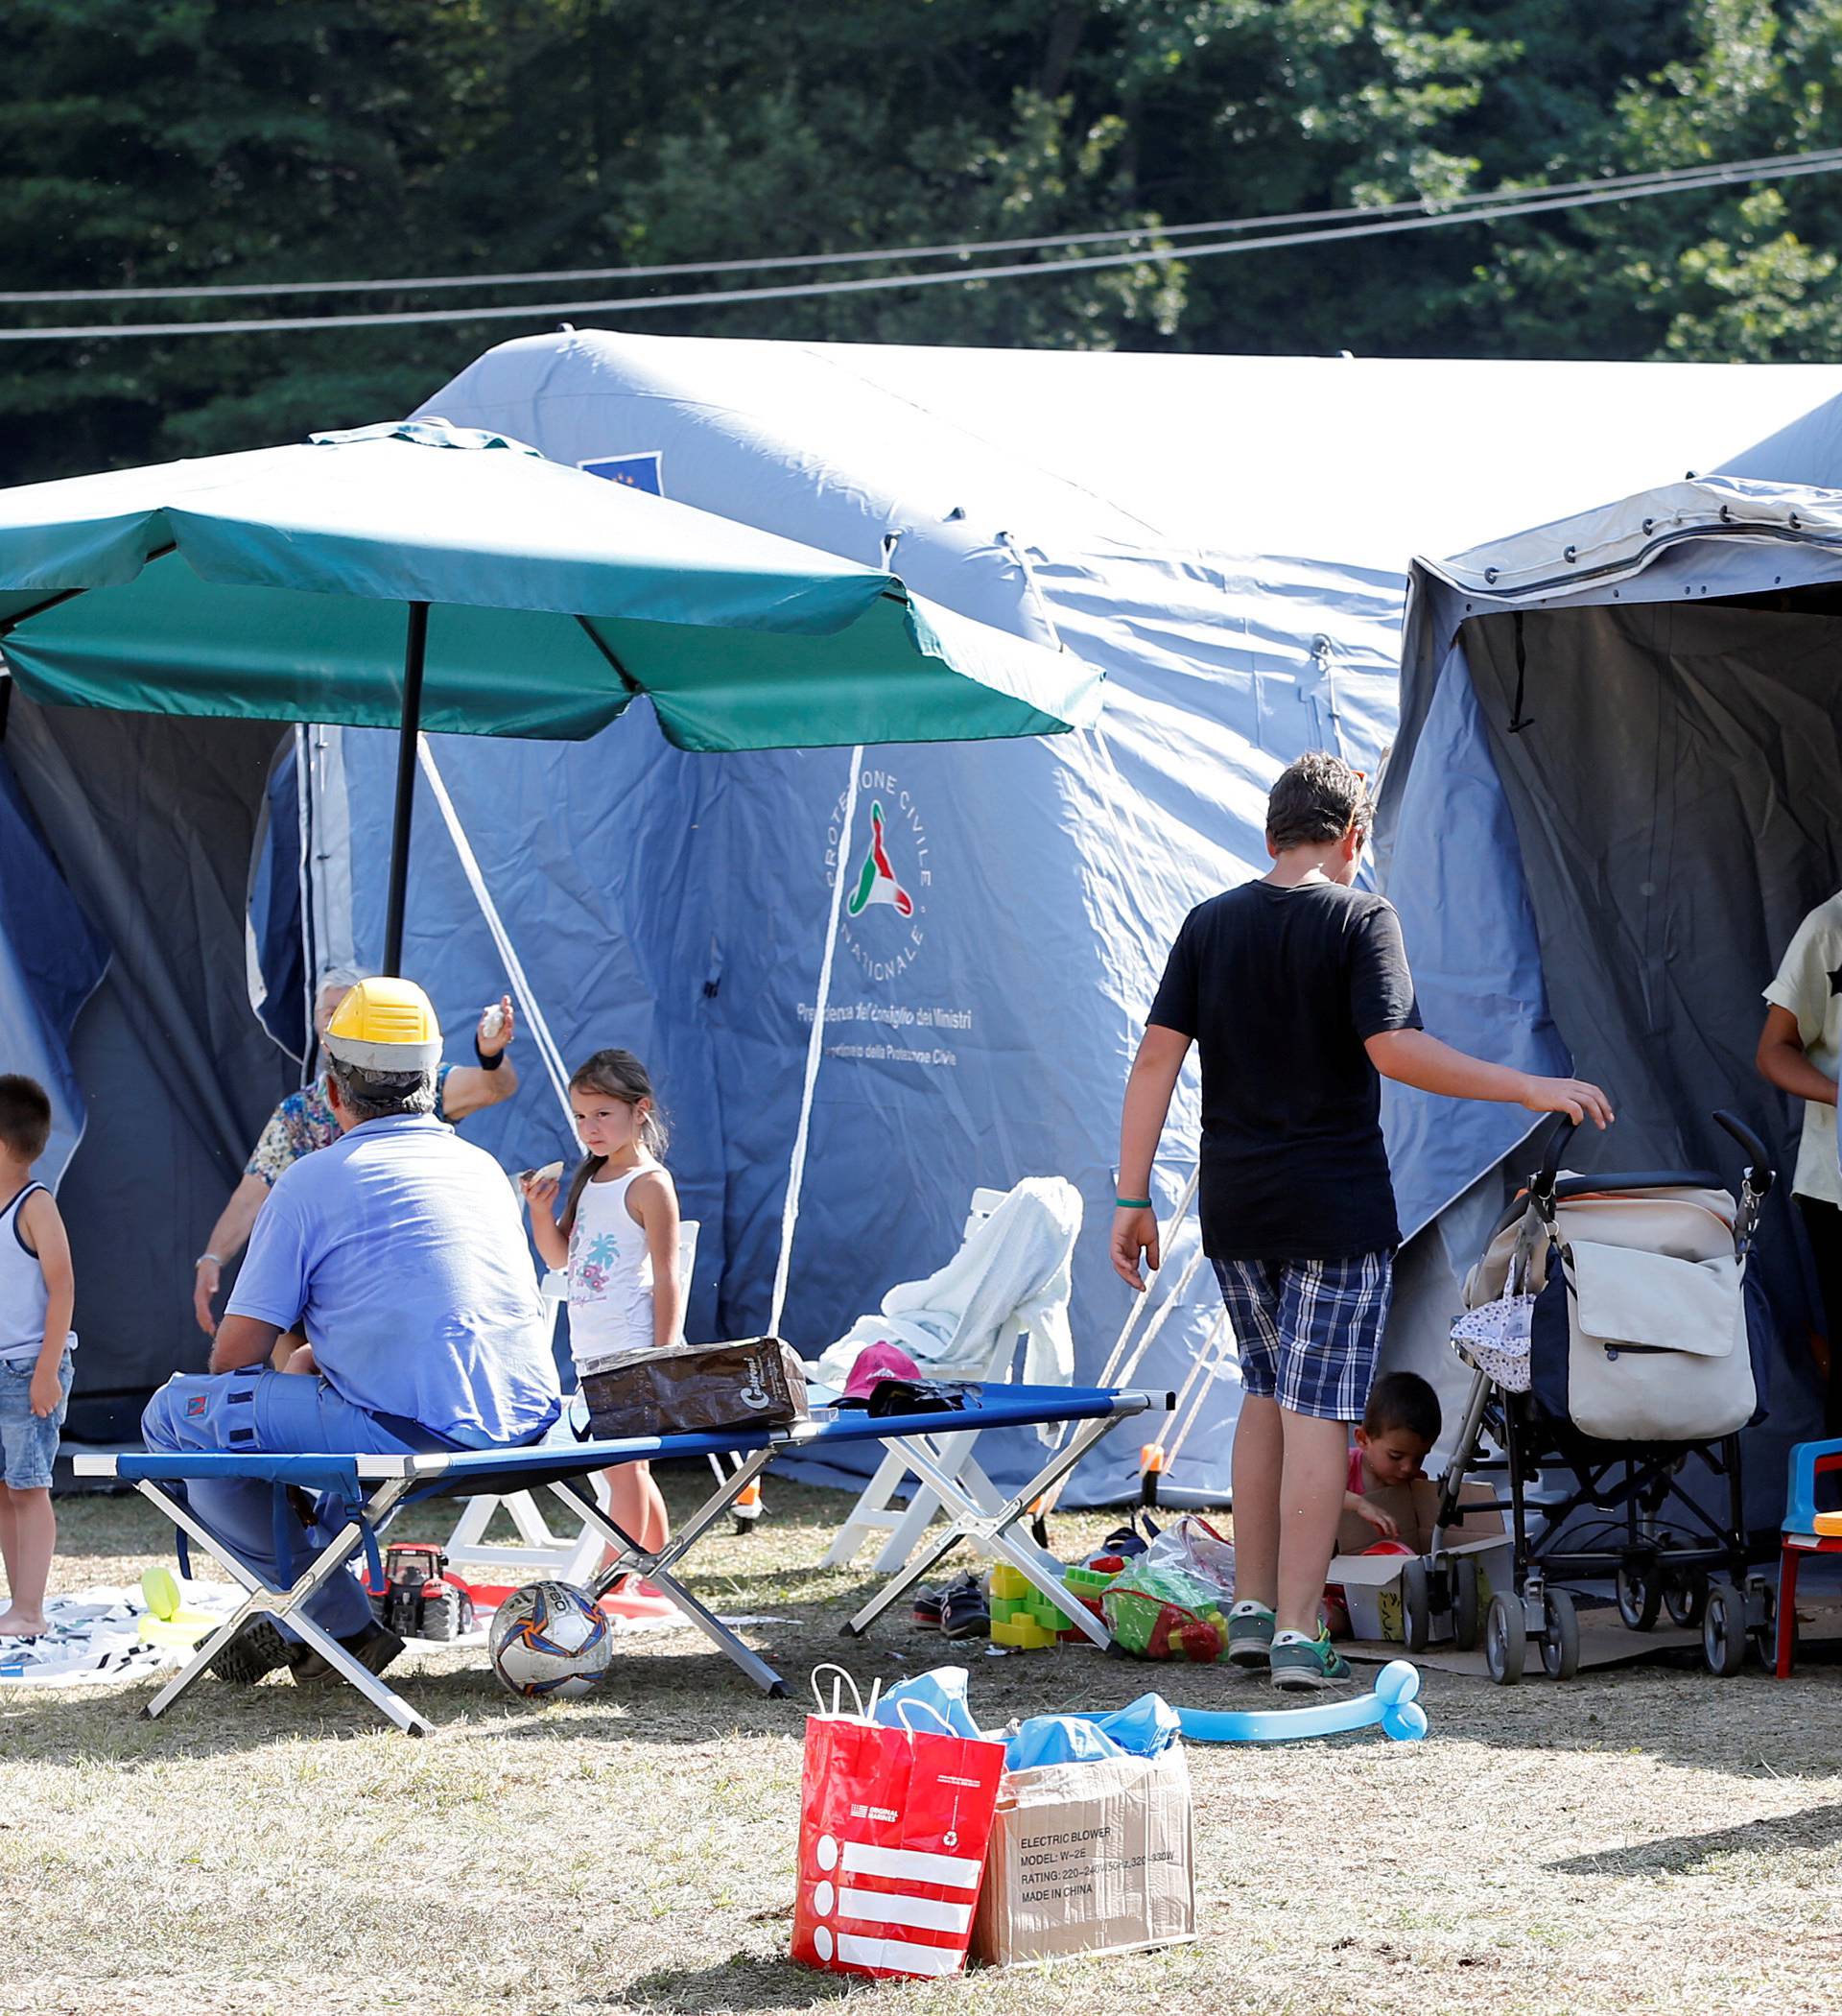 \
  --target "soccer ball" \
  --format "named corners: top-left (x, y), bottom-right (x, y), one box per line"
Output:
top-left (487, 1580), bottom-right (612, 1701)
